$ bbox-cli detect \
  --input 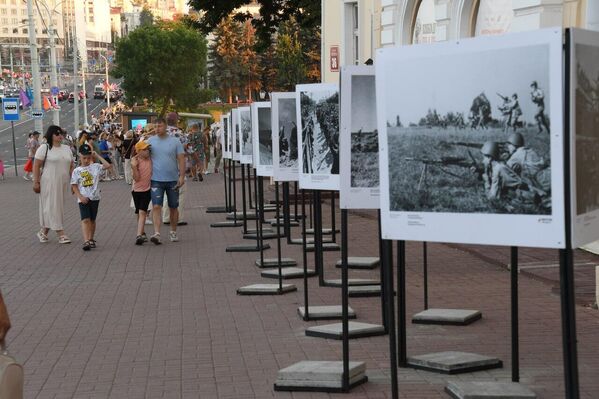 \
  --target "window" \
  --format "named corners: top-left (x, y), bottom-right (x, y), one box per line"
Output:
top-left (344, 2), bottom-right (360, 66)
top-left (11, 17), bottom-right (17, 24)
top-left (89, 16), bottom-right (94, 22)
top-left (10, 8), bottom-right (16, 15)
top-left (21, 9), bottom-right (26, 15)
top-left (412, 0), bottom-right (436, 44)
top-left (22, 28), bottom-right (27, 34)
top-left (473, 0), bottom-right (513, 37)
top-left (1, 27), bottom-right (7, 34)
top-left (0, 9), bottom-right (6, 15)
top-left (12, 28), bottom-right (17, 33)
